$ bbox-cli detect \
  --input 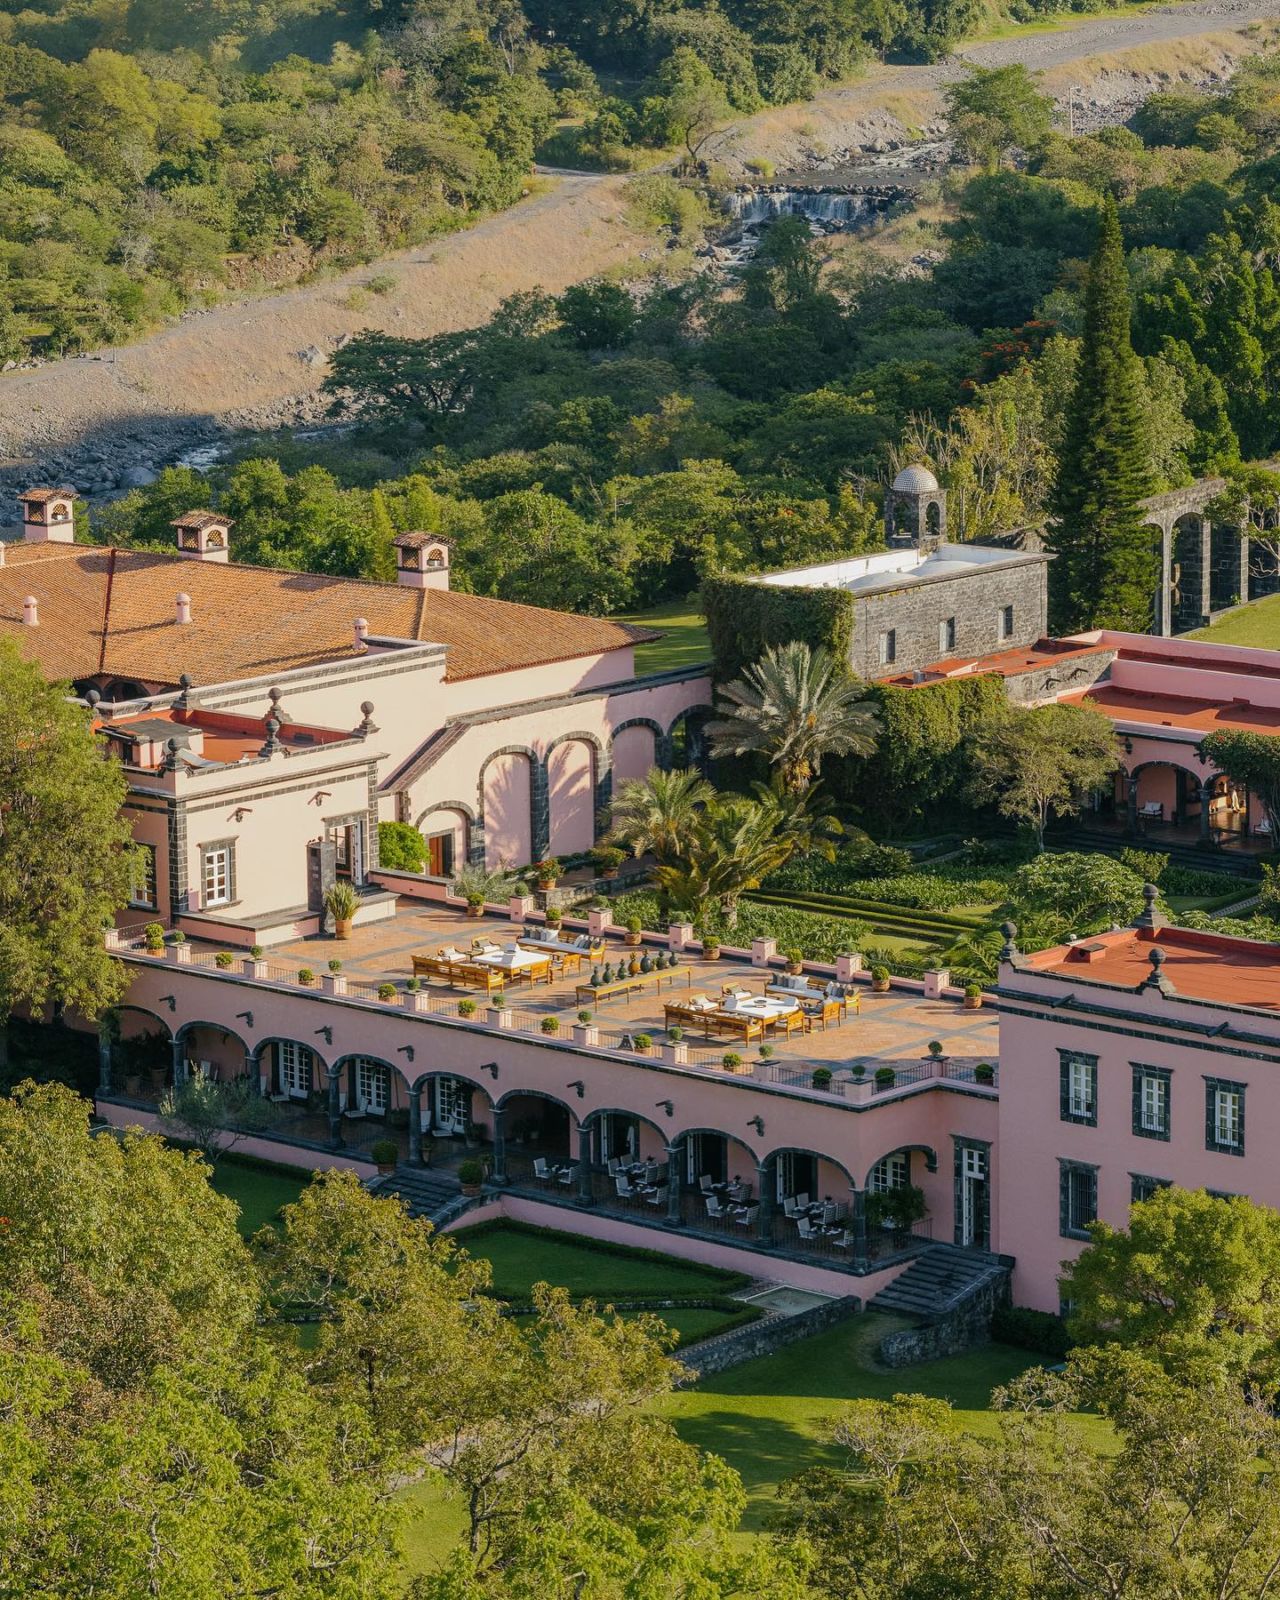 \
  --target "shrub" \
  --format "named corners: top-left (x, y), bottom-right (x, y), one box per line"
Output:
top-left (143, 922), bottom-right (165, 950)
top-left (758, 1043), bottom-right (774, 1060)
top-left (927, 1039), bottom-right (943, 1057)
top-left (872, 965), bottom-right (890, 984)
top-left (744, 156), bottom-right (775, 178)
top-left (297, 968), bottom-right (315, 985)
top-left (214, 951), bottom-right (234, 968)
top-left (491, 991), bottom-right (505, 1008)
top-left (378, 983), bottom-right (398, 1001)
top-left (247, 944), bottom-right (261, 959)
top-left (975, 1061), bottom-right (995, 1084)
top-left (172, 930), bottom-right (186, 944)
top-left (812, 1066), bottom-right (833, 1089)
top-left (991, 1304), bottom-right (1071, 1358)
top-left (458, 1158), bottom-right (486, 1186)
top-left (546, 908), bottom-right (563, 926)
top-left (722, 1052), bottom-right (743, 1070)
top-left (540, 1016), bottom-right (560, 1034)
top-left (458, 999), bottom-right (477, 1018)
top-left (407, 977), bottom-right (420, 992)
top-left (377, 820), bottom-right (427, 873)
top-left (324, 880), bottom-right (359, 921)
top-left (370, 1138), bottom-right (399, 1167)
top-left (866, 1182), bottom-right (927, 1231)
top-left (1118, 847), bottom-right (1169, 884)
top-left (328, 958), bottom-right (342, 973)
top-left (467, 894), bottom-right (485, 909)
top-left (627, 916), bottom-right (643, 934)
top-left (534, 857), bottom-right (560, 883)
top-left (874, 1065), bottom-right (895, 1086)
top-left (785, 947), bottom-right (804, 965)
top-left (366, 272), bottom-right (397, 295)
top-left (667, 1026), bottom-right (683, 1041)
top-left (634, 1033), bottom-right (653, 1049)
top-left (965, 982), bottom-right (982, 999)
top-left (577, 1009), bottom-right (593, 1023)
